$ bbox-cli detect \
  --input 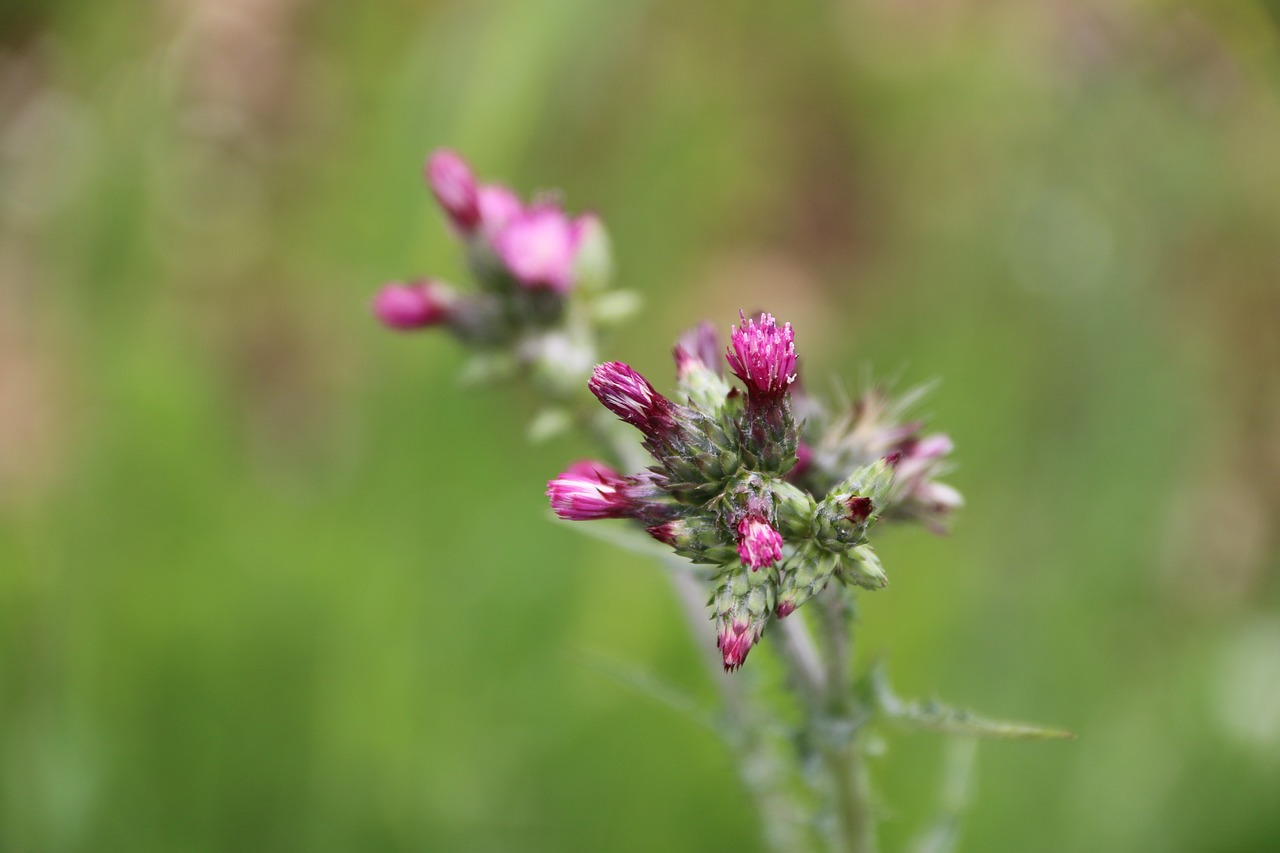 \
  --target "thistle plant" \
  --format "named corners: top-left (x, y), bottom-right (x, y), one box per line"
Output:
top-left (373, 150), bottom-right (1070, 853)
